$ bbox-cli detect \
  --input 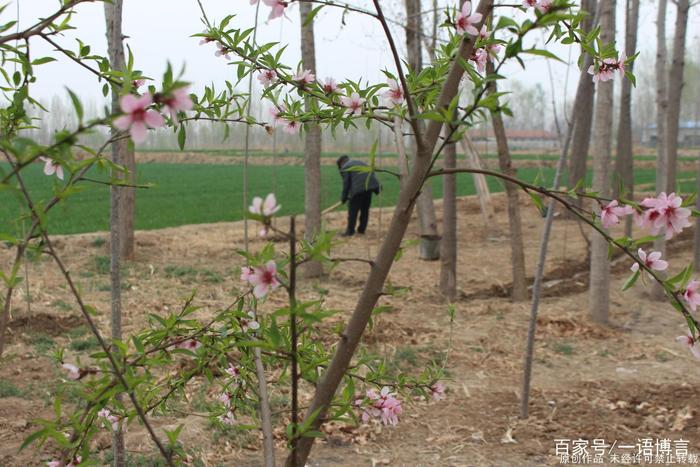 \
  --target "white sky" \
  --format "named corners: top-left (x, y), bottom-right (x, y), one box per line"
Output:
top-left (8, 1), bottom-right (700, 107)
